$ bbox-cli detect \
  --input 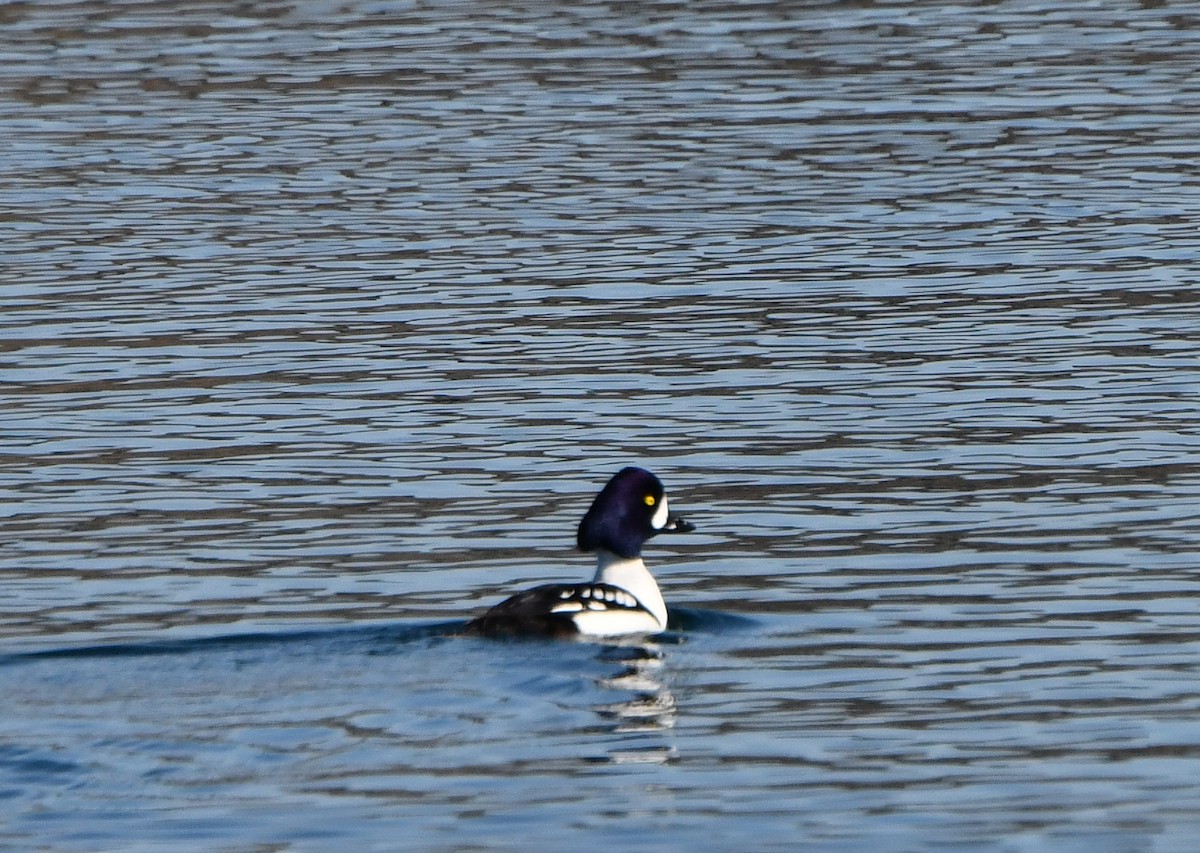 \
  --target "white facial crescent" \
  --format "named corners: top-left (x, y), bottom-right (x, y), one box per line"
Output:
top-left (651, 496), bottom-right (669, 530)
